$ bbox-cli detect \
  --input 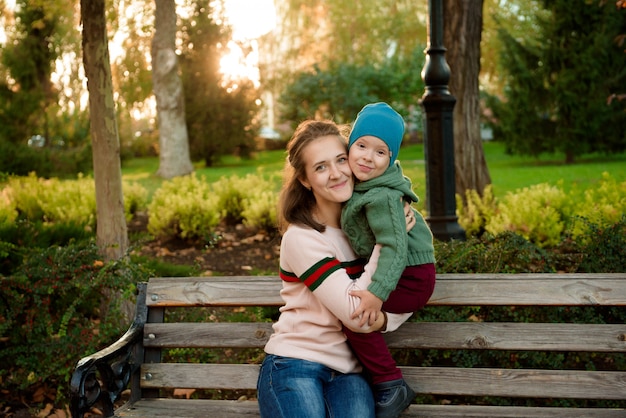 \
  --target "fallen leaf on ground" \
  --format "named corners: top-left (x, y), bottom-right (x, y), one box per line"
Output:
top-left (36, 403), bottom-right (53, 417)
top-left (173, 388), bottom-right (196, 399)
